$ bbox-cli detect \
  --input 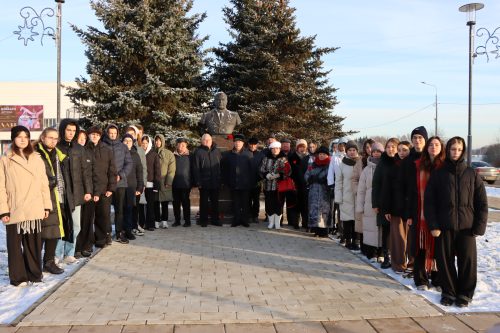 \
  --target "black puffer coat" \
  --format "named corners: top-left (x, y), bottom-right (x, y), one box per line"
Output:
top-left (424, 157), bottom-right (488, 236)
top-left (373, 152), bottom-right (403, 216)
top-left (57, 119), bottom-right (93, 208)
top-left (102, 124), bottom-right (132, 188)
top-left (288, 151), bottom-right (309, 188)
top-left (173, 151), bottom-right (191, 189)
top-left (399, 148), bottom-right (422, 221)
top-left (221, 148), bottom-right (254, 190)
top-left (192, 144), bottom-right (222, 189)
top-left (88, 141), bottom-right (117, 196)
